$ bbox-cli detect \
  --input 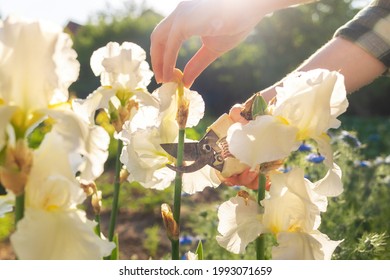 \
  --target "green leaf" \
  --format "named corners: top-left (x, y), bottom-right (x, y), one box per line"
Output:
top-left (195, 240), bottom-right (204, 260)
top-left (110, 234), bottom-right (120, 260)
top-left (251, 94), bottom-right (268, 118)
